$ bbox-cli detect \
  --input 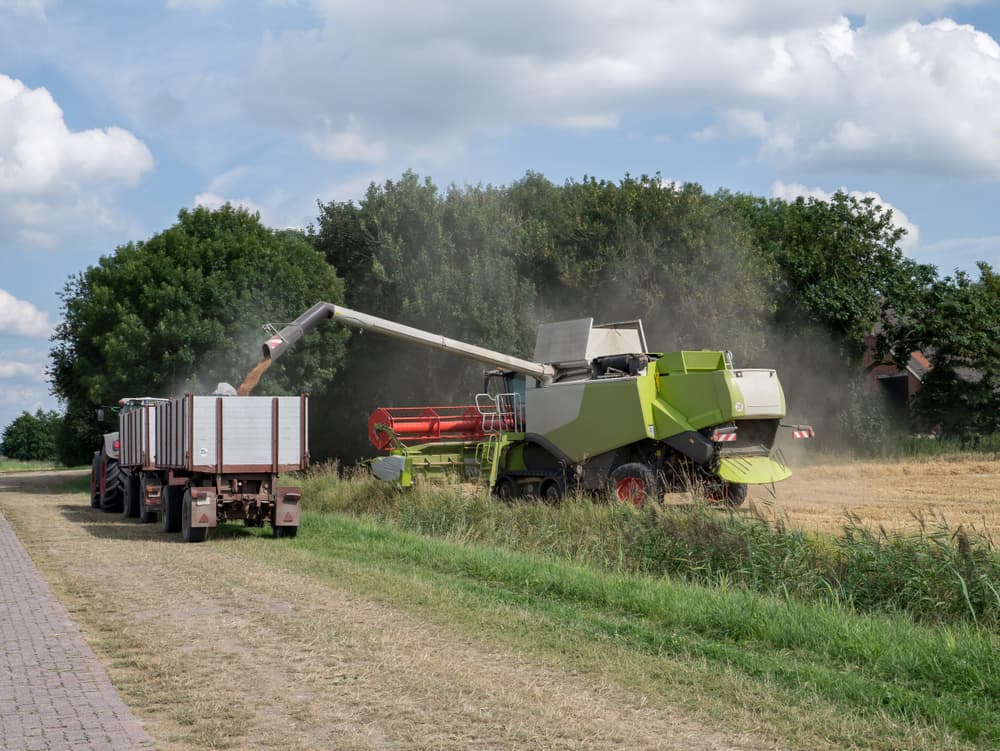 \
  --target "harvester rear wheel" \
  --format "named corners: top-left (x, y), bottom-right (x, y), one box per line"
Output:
top-left (706, 481), bottom-right (748, 508)
top-left (609, 463), bottom-right (660, 506)
top-left (181, 489), bottom-right (208, 543)
top-left (539, 478), bottom-right (563, 504)
top-left (99, 455), bottom-right (123, 513)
